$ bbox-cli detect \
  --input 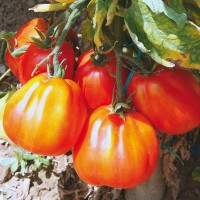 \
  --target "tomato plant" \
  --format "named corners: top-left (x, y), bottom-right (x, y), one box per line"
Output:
top-left (74, 49), bottom-right (128, 111)
top-left (3, 74), bottom-right (88, 156)
top-left (73, 105), bottom-right (159, 188)
top-left (127, 67), bottom-right (200, 135)
top-left (20, 41), bottom-right (75, 85)
top-left (5, 18), bottom-right (48, 81)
